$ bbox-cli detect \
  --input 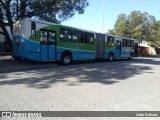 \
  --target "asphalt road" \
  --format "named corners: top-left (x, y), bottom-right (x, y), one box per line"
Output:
top-left (0, 56), bottom-right (160, 120)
